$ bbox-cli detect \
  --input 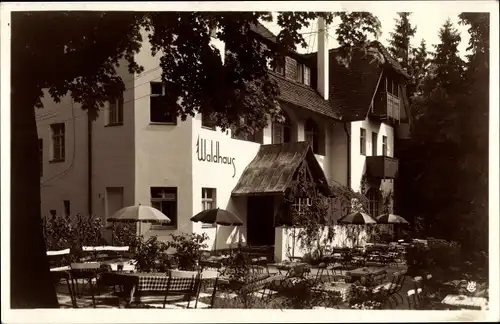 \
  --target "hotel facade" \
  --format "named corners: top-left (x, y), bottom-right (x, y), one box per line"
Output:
top-left (37, 20), bottom-right (411, 261)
